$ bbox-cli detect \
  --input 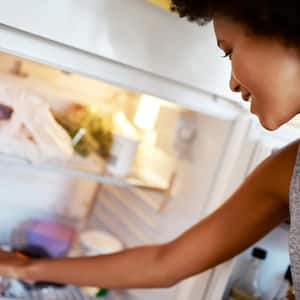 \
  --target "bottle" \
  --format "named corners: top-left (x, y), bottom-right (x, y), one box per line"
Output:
top-left (229, 247), bottom-right (267, 300)
top-left (273, 266), bottom-right (294, 300)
